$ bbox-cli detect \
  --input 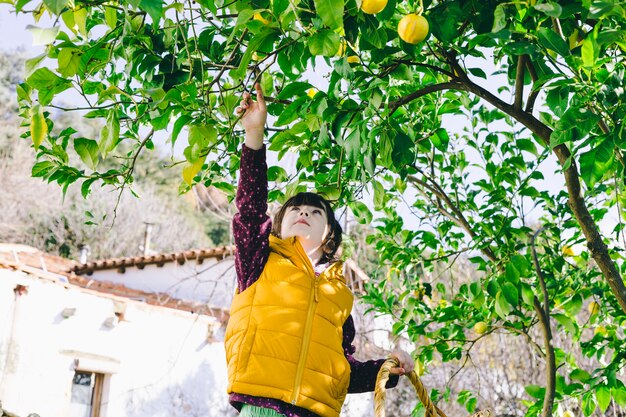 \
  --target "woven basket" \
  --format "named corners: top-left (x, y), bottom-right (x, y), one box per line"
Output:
top-left (374, 358), bottom-right (494, 417)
